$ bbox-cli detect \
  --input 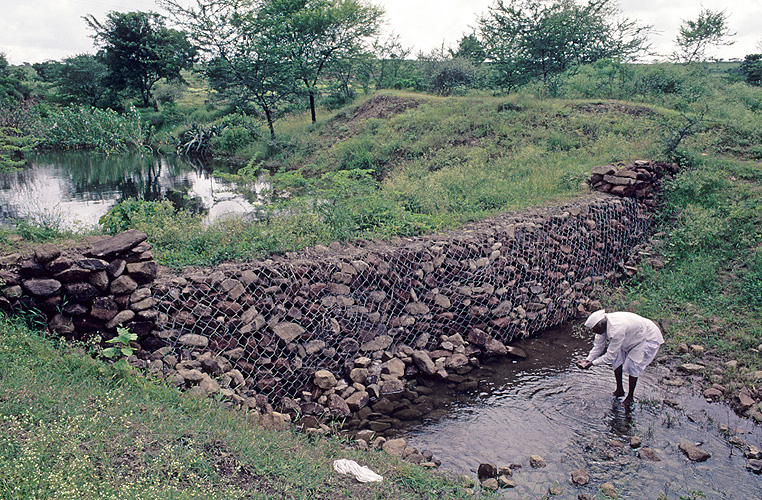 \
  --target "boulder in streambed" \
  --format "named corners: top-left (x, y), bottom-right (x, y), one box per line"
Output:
top-left (678, 442), bottom-right (711, 462)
